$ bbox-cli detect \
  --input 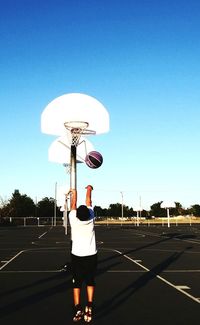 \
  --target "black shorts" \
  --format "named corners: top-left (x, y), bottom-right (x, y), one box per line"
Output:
top-left (71, 253), bottom-right (97, 288)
